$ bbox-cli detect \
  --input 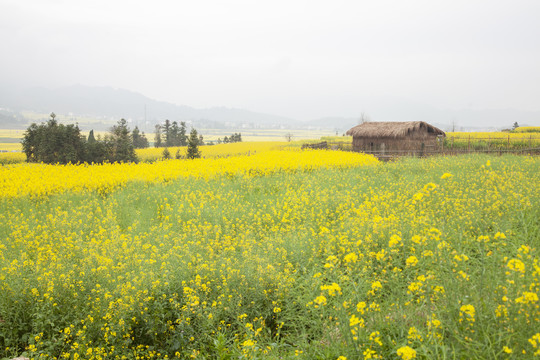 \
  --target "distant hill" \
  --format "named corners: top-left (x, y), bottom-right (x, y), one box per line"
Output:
top-left (1, 84), bottom-right (300, 129)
